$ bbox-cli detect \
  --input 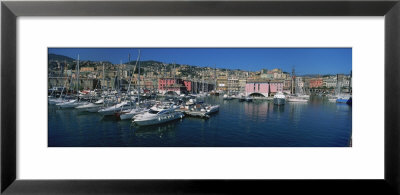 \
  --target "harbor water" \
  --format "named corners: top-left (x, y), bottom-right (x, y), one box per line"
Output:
top-left (48, 96), bottom-right (352, 147)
